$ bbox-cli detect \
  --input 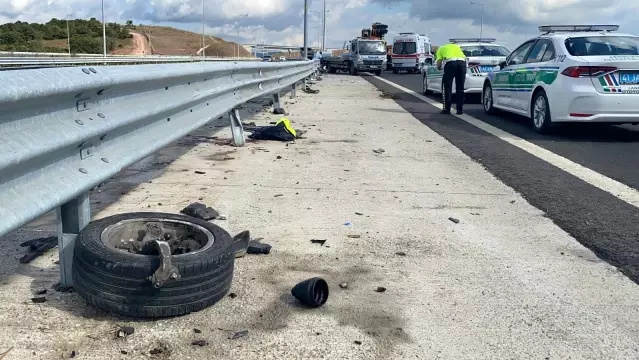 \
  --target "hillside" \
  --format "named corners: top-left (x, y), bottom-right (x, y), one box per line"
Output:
top-left (0, 19), bottom-right (252, 57)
